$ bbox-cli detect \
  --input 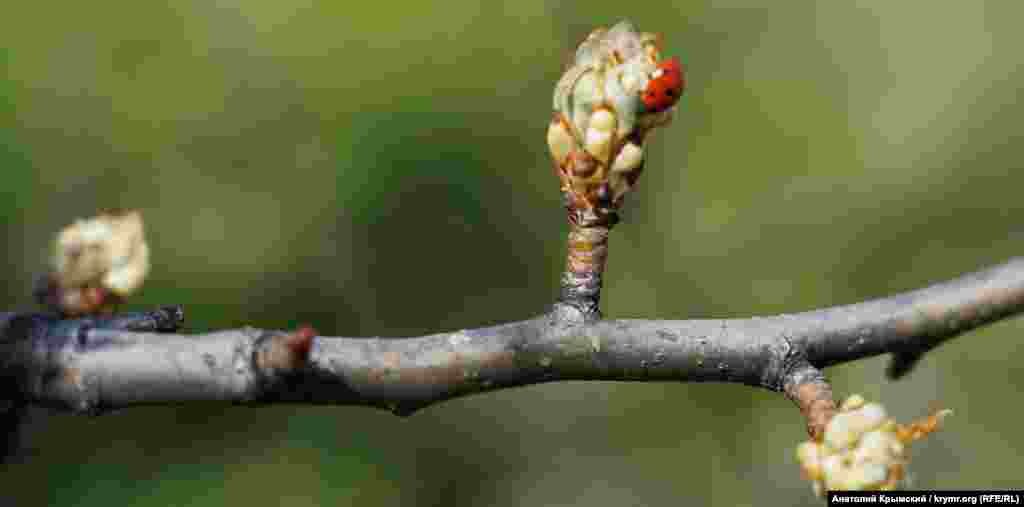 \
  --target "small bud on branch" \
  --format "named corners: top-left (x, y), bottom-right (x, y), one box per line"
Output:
top-left (549, 20), bottom-right (685, 320)
top-left (37, 210), bottom-right (151, 316)
top-left (797, 394), bottom-right (952, 494)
